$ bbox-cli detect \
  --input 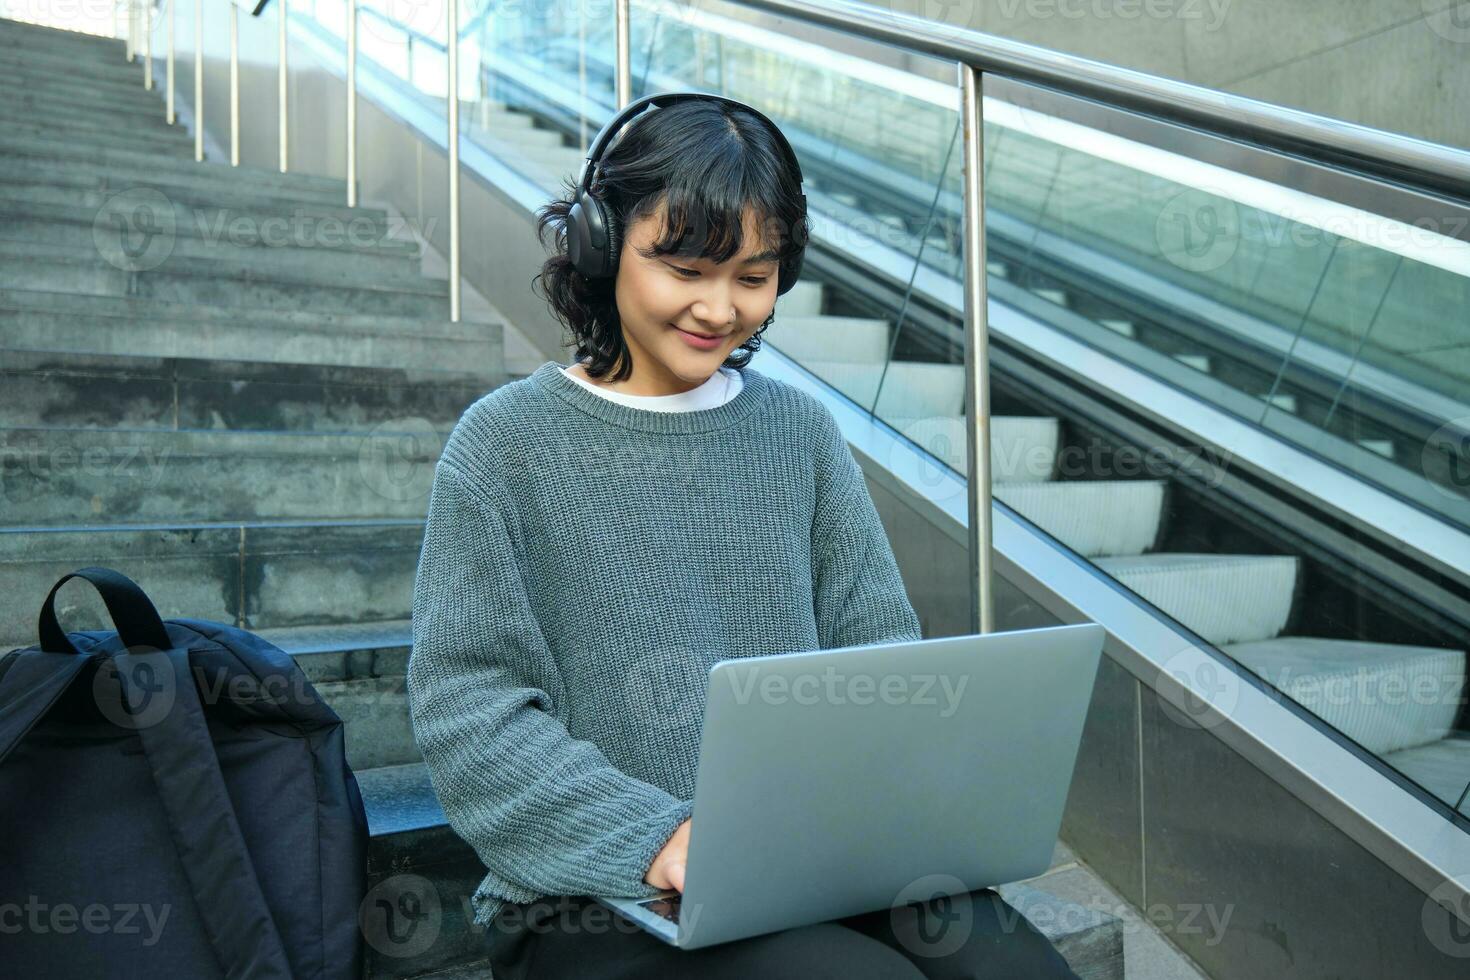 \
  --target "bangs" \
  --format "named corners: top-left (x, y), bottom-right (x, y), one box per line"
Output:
top-left (631, 183), bottom-right (785, 266)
